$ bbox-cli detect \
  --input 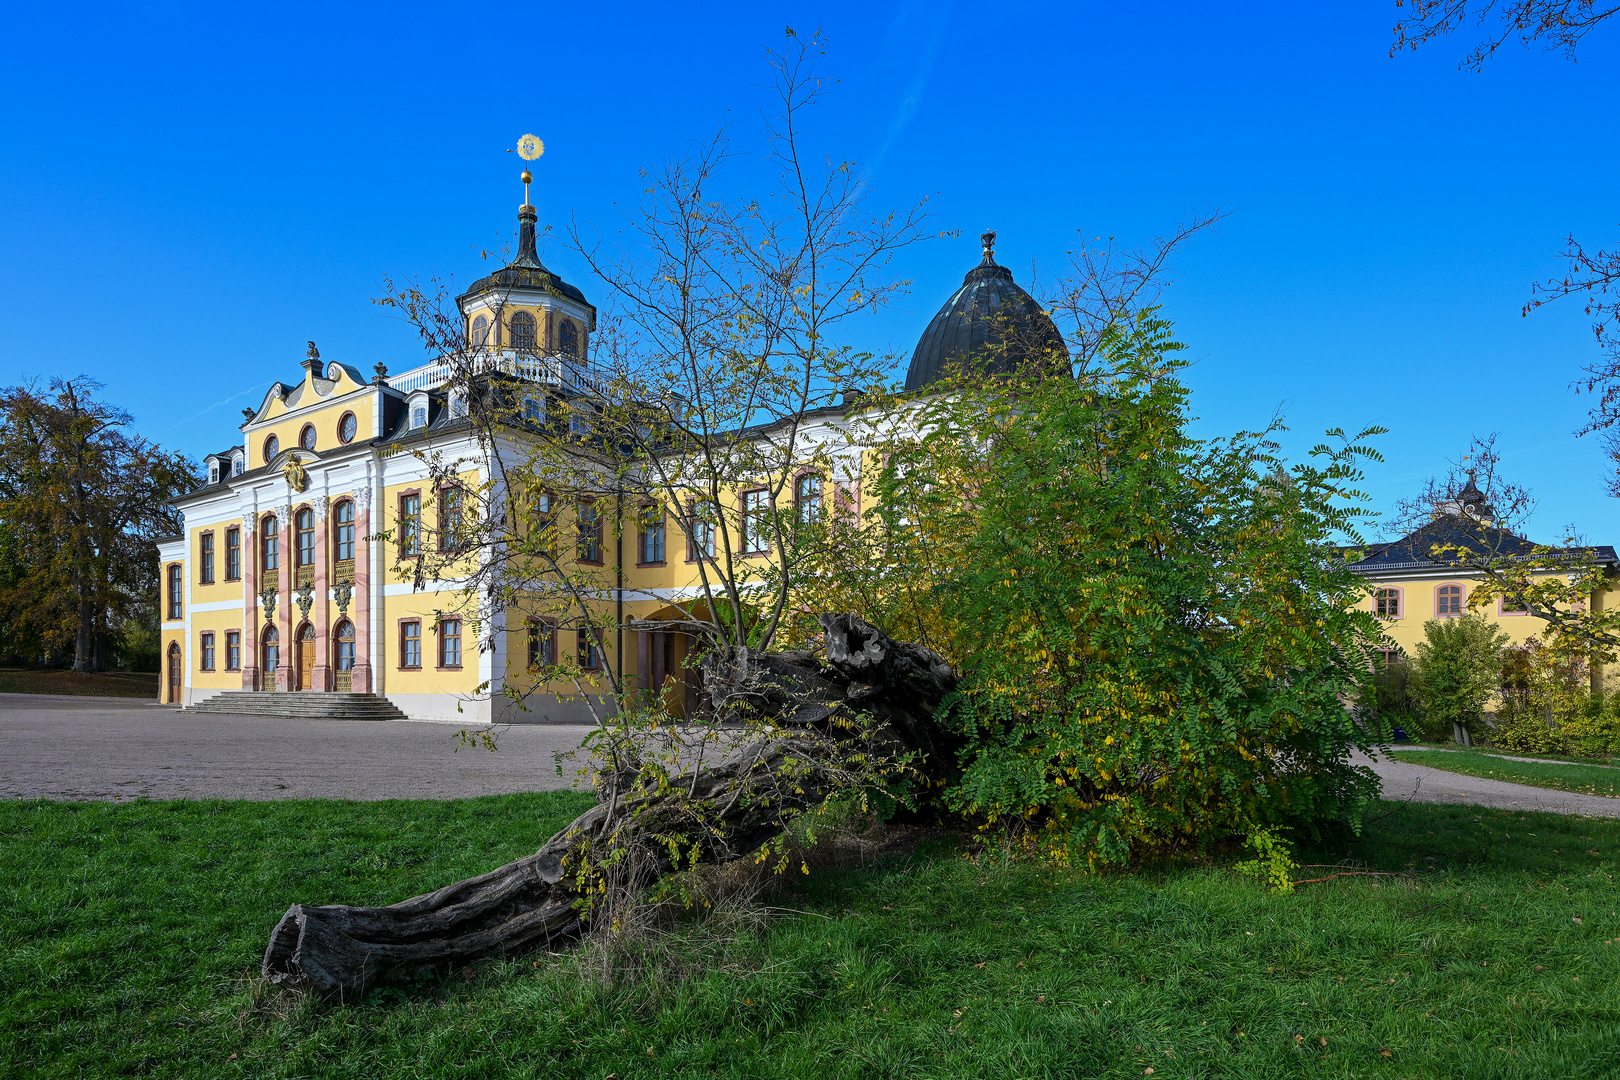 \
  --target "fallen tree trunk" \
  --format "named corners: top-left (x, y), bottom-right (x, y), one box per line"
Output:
top-left (262, 614), bottom-right (958, 999)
